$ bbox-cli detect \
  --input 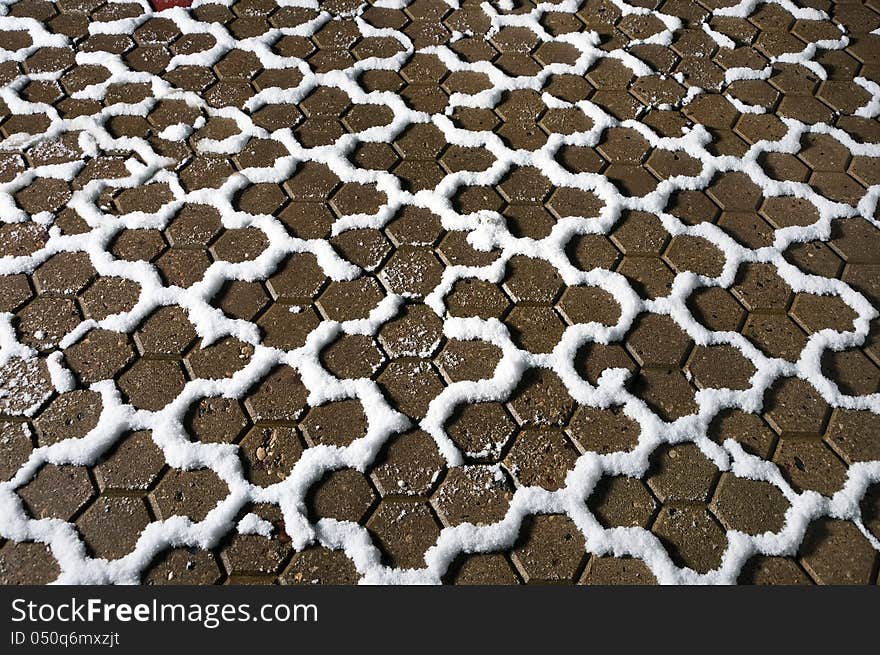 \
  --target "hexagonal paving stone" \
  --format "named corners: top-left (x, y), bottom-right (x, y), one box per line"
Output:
top-left (511, 514), bottom-right (586, 583)
top-left (432, 465), bottom-right (513, 527)
top-left (308, 469), bottom-right (377, 523)
top-left (150, 468), bottom-right (229, 522)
